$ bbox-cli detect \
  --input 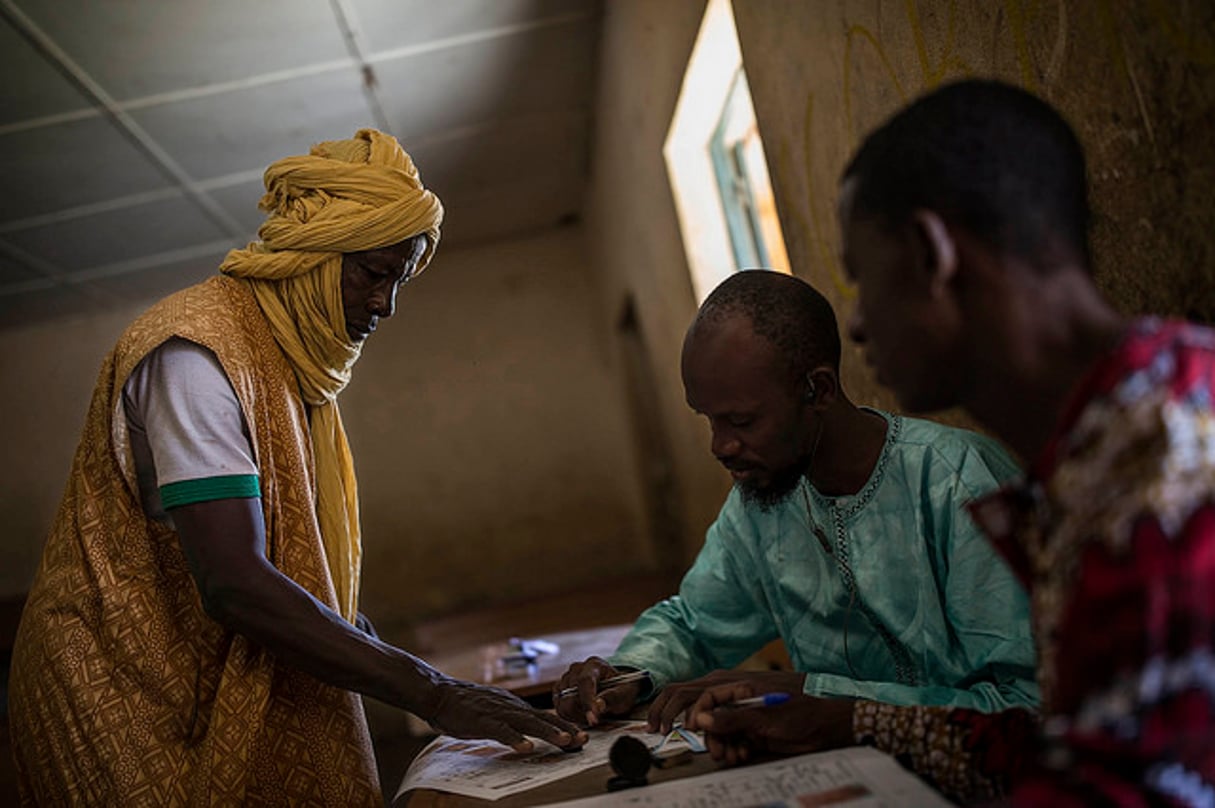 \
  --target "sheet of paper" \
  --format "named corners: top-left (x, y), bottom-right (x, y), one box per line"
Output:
top-left (394, 720), bottom-right (702, 802)
top-left (545, 746), bottom-right (955, 807)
